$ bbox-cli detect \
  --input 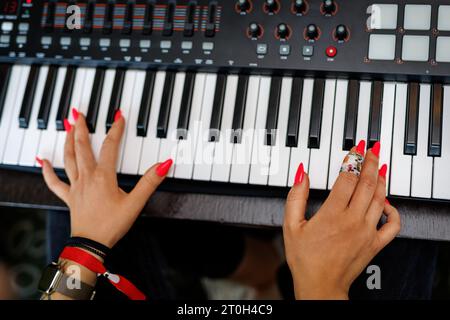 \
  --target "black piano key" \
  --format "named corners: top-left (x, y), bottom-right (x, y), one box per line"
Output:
top-left (265, 76), bottom-right (283, 146)
top-left (137, 70), bottom-right (156, 137)
top-left (286, 77), bottom-right (303, 147)
top-left (367, 81), bottom-right (383, 148)
top-left (308, 78), bottom-right (325, 149)
top-left (177, 72), bottom-right (196, 139)
top-left (156, 71), bottom-right (176, 138)
top-left (404, 82), bottom-right (420, 155)
top-left (429, 84), bottom-right (443, 157)
top-left (208, 73), bottom-right (227, 142)
top-left (231, 75), bottom-right (249, 144)
top-left (86, 68), bottom-right (106, 133)
top-left (122, 1), bottom-right (134, 35)
top-left (45, 0), bottom-right (56, 32)
top-left (343, 80), bottom-right (359, 151)
top-left (184, 2), bottom-right (196, 37)
top-left (163, 2), bottom-right (175, 36)
top-left (103, 1), bottom-right (114, 34)
top-left (143, 1), bottom-right (154, 35)
top-left (106, 68), bottom-right (126, 132)
top-left (19, 65), bottom-right (40, 129)
top-left (37, 65), bottom-right (58, 130)
top-left (0, 64), bottom-right (12, 123)
top-left (56, 66), bottom-right (77, 131)
top-left (83, 0), bottom-right (95, 33)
